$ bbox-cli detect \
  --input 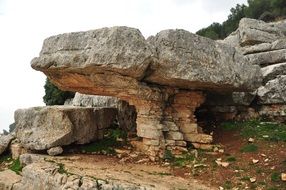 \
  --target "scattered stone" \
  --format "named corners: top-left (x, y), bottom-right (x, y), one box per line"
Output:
top-left (252, 159), bottom-right (259, 164)
top-left (193, 164), bottom-right (207, 168)
top-left (263, 135), bottom-right (269, 138)
top-left (261, 154), bottom-right (267, 157)
top-left (215, 160), bottom-right (230, 168)
top-left (213, 147), bottom-right (219, 152)
top-left (281, 173), bottom-right (286, 181)
top-left (248, 138), bottom-right (255, 143)
top-left (218, 149), bottom-right (224, 153)
top-left (0, 134), bottom-right (15, 155)
top-left (264, 158), bottom-right (269, 162)
top-left (250, 177), bottom-right (256, 183)
top-left (47, 146), bottom-right (63, 156)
